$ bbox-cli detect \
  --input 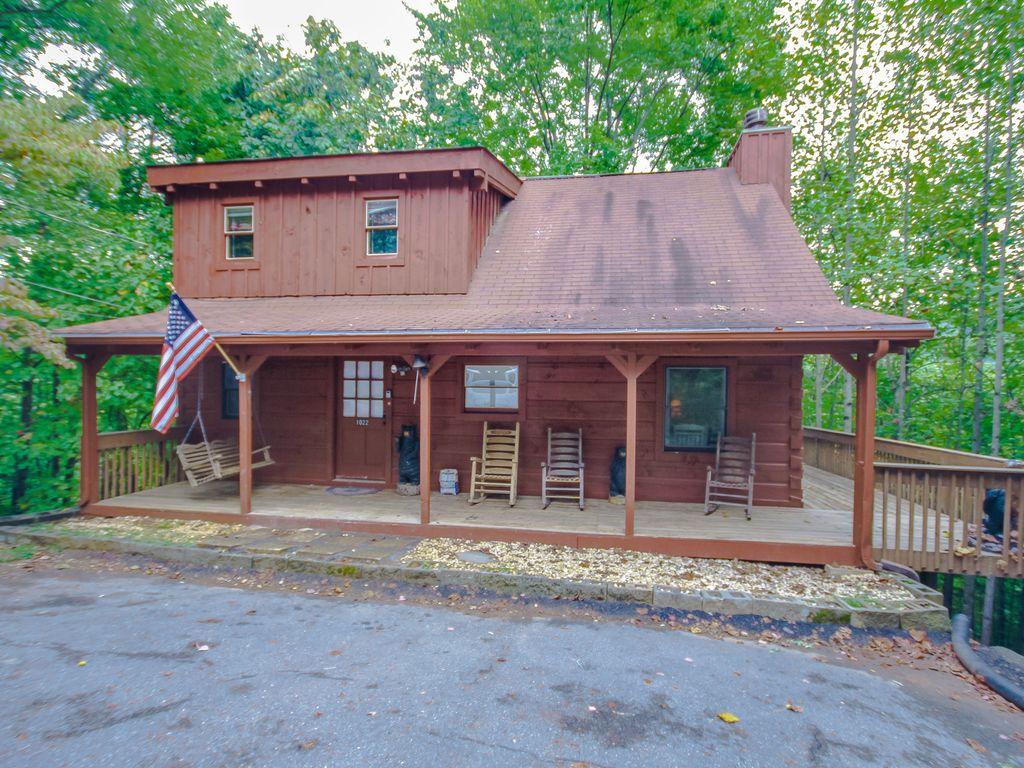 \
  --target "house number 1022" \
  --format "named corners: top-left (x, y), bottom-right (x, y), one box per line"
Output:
top-left (355, 418), bottom-right (369, 426)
